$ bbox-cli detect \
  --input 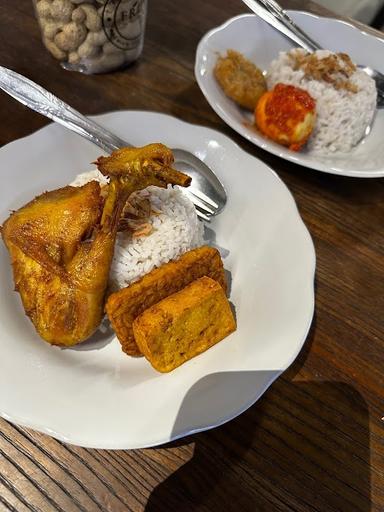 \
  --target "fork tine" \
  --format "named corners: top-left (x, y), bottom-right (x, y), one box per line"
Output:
top-left (183, 189), bottom-right (217, 215)
top-left (187, 187), bottom-right (219, 209)
top-left (182, 189), bottom-right (213, 221)
top-left (195, 208), bottom-right (211, 222)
